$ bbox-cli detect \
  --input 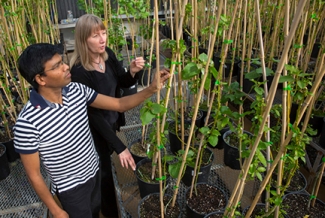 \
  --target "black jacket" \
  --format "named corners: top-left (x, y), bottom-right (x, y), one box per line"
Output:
top-left (70, 47), bottom-right (138, 154)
